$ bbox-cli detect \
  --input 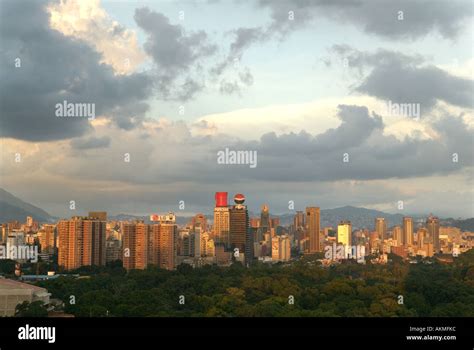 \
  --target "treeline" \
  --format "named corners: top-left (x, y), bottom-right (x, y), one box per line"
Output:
top-left (35, 251), bottom-right (474, 317)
